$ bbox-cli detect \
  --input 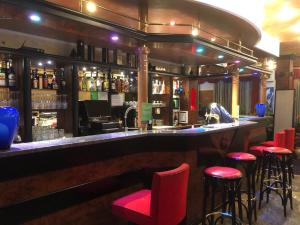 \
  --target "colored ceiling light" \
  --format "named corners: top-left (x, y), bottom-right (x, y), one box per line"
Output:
top-left (239, 68), bottom-right (244, 72)
top-left (234, 60), bottom-right (240, 64)
top-left (29, 14), bottom-right (41, 23)
top-left (86, 1), bottom-right (97, 13)
top-left (170, 21), bottom-right (176, 26)
top-left (217, 55), bottom-right (224, 59)
top-left (111, 35), bottom-right (119, 41)
top-left (196, 47), bottom-right (204, 53)
top-left (191, 28), bottom-right (199, 36)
